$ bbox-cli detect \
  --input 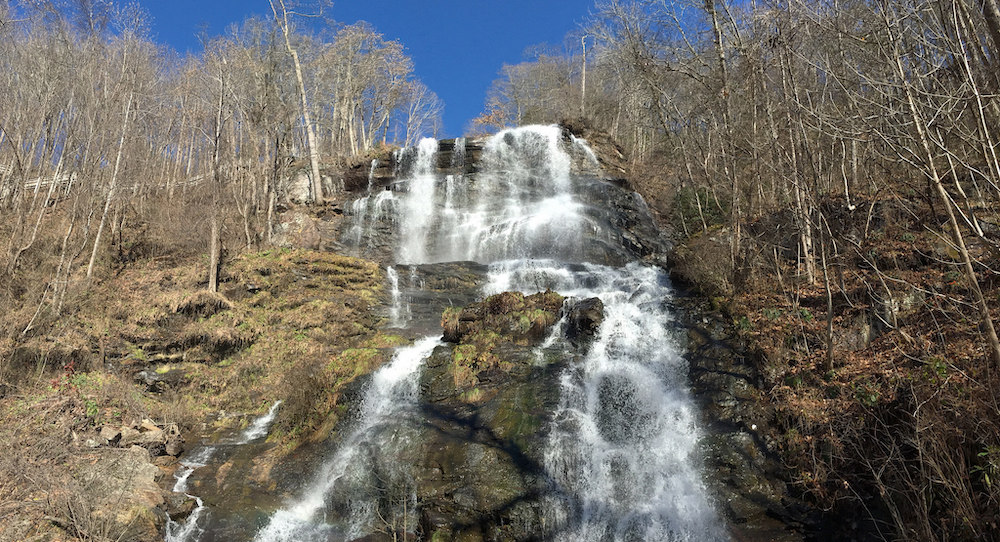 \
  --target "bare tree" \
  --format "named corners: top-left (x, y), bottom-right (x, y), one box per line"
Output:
top-left (270, 0), bottom-right (324, 204)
